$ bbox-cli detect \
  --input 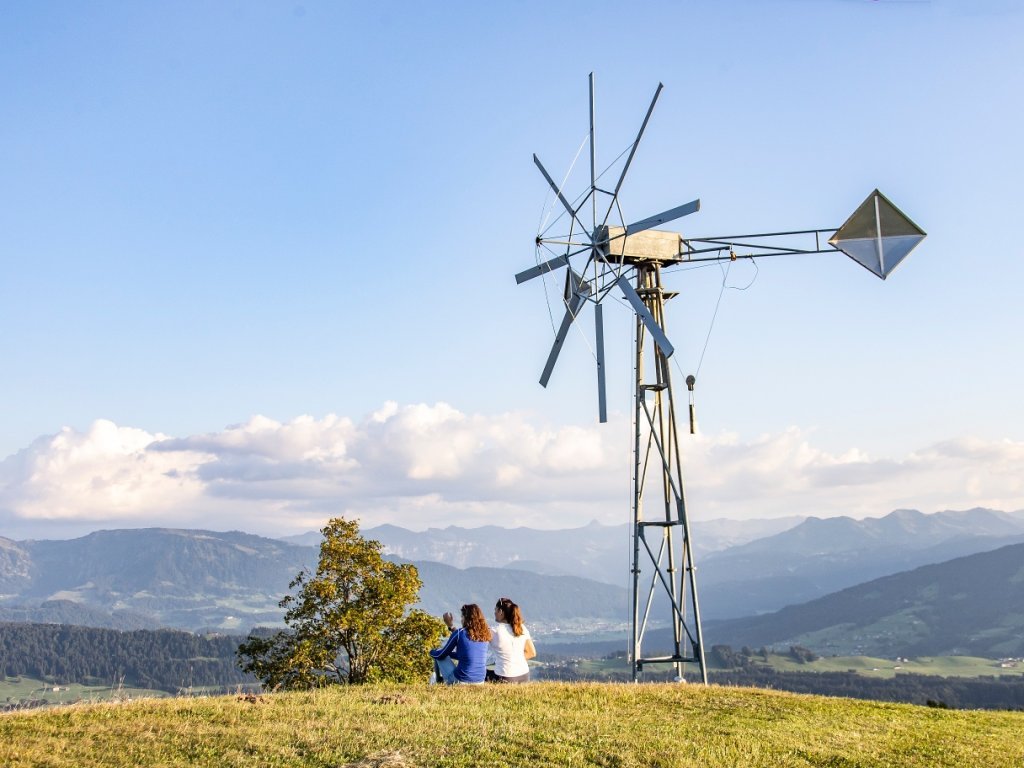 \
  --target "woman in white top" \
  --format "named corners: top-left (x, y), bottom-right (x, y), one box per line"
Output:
top-left (486, 597), bottom-right (536, 683)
